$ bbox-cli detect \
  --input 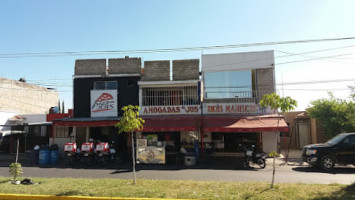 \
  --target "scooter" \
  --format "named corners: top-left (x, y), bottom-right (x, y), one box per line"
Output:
top-left (241, 144), bottom-right (266, 169)
top-left (109, 141), bottom-right (120, 164)
top-left (64, 143), bottom-right (77, 166)
top-left (95, 142), bottom-right (110, 165)
top-left (80, 142), bottom-right (95, 166)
